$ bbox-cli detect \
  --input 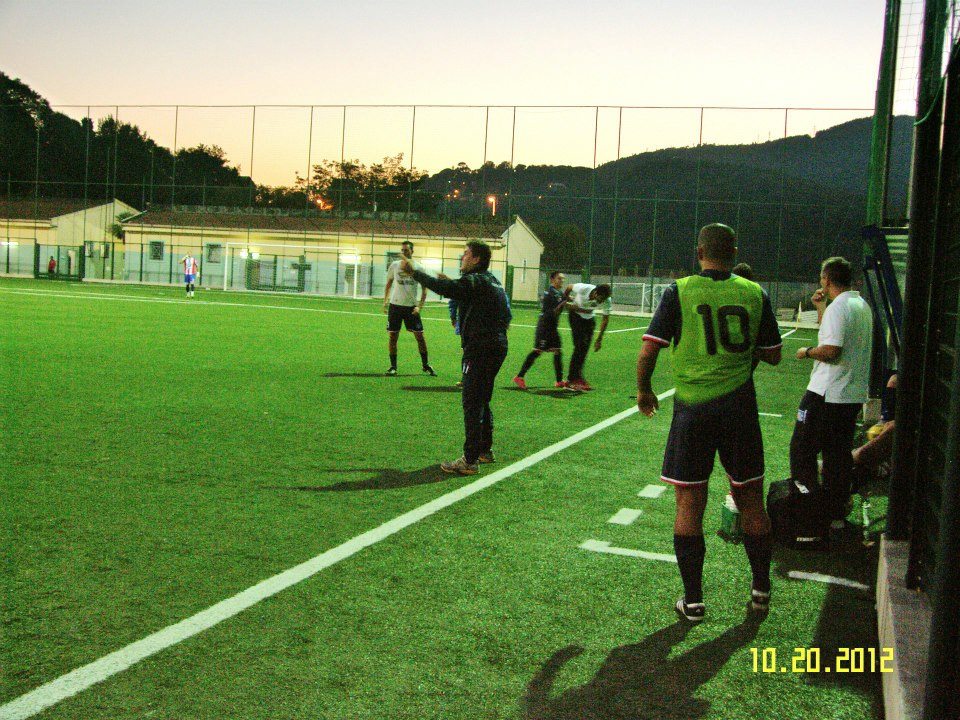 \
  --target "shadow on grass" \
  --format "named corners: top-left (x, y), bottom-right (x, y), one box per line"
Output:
top-left (773, 537), bottom-right (884, 717)
top-left (402, 385), bottom-right (462, 393)
top-left (504, 386), bottom-right (580, 399)
top-left (277, 465), bottom-right (451, 492)
top-left (322, 372), bottom-right (419, 378)
top-left (522, 617), bottom-right (763, 720)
